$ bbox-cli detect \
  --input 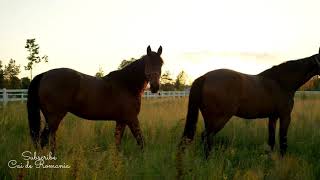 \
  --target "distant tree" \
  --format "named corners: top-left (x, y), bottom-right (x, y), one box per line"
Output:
top-left (21, 77), bottom-right (31, 89)
top-left (95, 66), bottom-right (105, 78)
top-left (4, 59), bottom-right (21, 88)
top-left (300, 76), bottom-right (320, 91)
top-left (0, 60), bottom-right (4, 88)
top-left (160, 70), bottom-right (173, 84)
top-left (160, 70), bottom-right (175, 91)
top-left (118, 58), bottom-right (136, 70)
top-left (174, 70), bottom-right (187, 90)
top-left (25, 38), bottom-right (48, 79)
top-left (4, 59), bottom-right (20, 79)
top-left (8, 77), bottom-right (21, 89)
